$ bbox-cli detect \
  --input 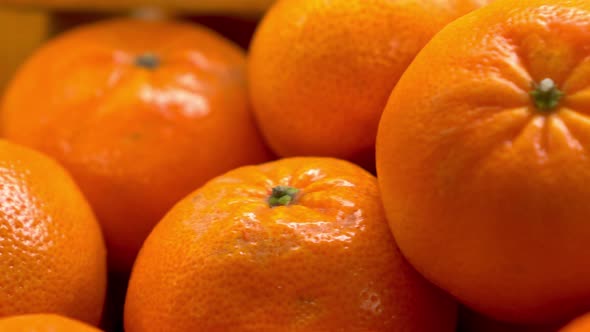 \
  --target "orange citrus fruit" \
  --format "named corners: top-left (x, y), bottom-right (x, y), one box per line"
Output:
top-left (0, 314), bottom-right (102, 332)
top-left (248, 0), bottom-right (492, 168)
top-left (377, 0), bottom-right (590, 324)
top-left (561, 313), bottom-right (590, 332)
top-left (125, 157), bottom-right (457, 331)
top-left (1, 19), bottom-right (272, 271)
top-left (0, 140), bottom-right (106, 324)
